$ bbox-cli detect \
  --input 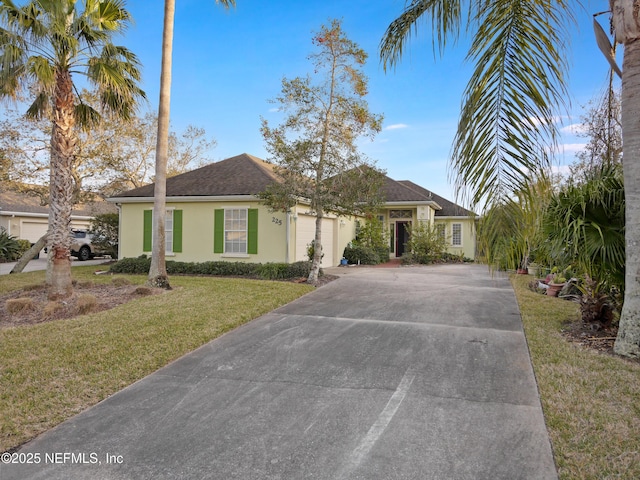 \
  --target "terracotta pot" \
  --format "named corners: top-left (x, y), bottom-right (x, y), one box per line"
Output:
top-left (517, 268), bottom-right (528, 274)
top-left (546, 282), bottom-right (565, 297)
